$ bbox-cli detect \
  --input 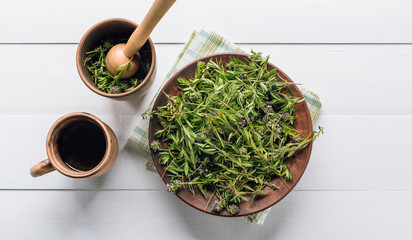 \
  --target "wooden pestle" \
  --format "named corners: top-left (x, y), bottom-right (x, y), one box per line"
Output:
top-left (106, 0), bottom-right (176, 79)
